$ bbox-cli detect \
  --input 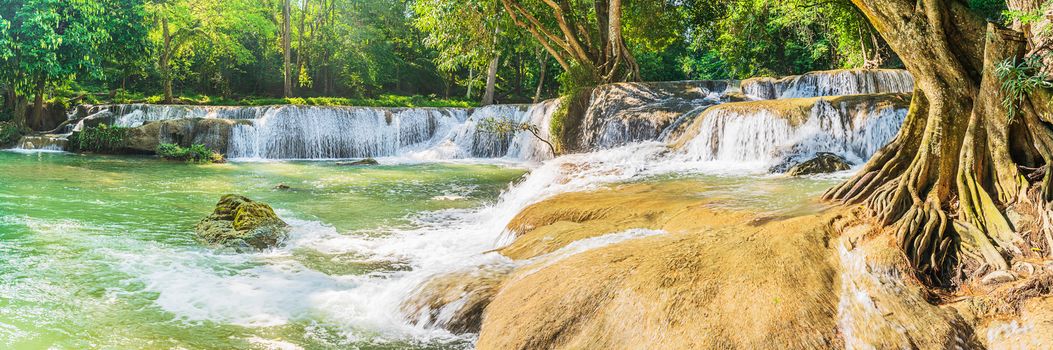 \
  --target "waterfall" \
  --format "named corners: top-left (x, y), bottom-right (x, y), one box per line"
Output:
top-left (109, 104), bottom-right (266, 128)
top-left (12, 135), bottom-right (67, 152)
top-left (741, 69), bottom-right (914, 100)
top-left (674, 95), bottom-right (909, 170)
